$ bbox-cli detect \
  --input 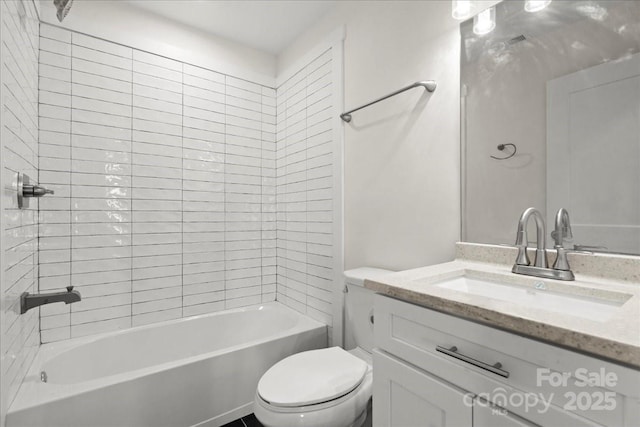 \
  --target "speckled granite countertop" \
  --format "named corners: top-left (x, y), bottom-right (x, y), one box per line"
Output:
top-left (365, 245), bottom-right (640, 368)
